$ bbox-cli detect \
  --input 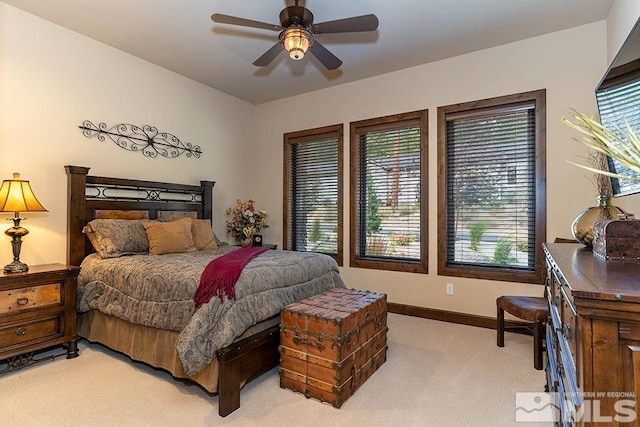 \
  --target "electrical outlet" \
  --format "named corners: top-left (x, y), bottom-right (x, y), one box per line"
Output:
top-left (446, 283), bottom-right (454, 295)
